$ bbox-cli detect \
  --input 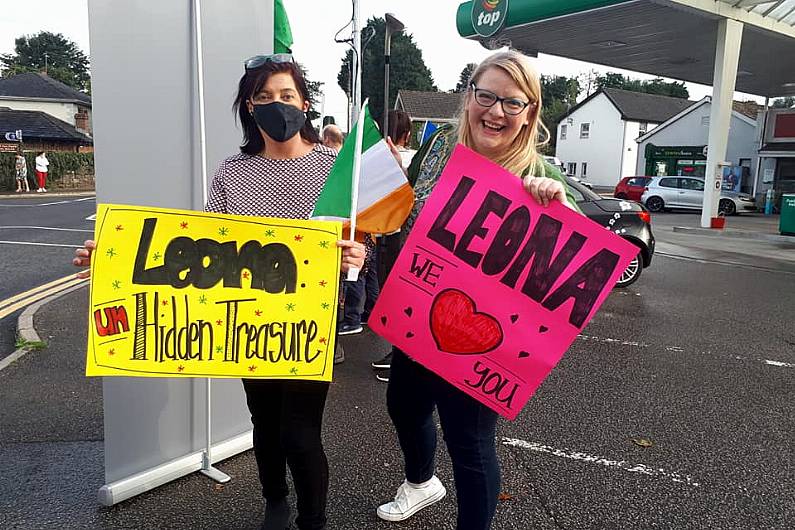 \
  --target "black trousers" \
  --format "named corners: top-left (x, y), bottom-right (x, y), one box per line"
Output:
top-left (242, 379), bottom-right (330, 530)
top-left (387, 350), bottom-right (500, 530)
